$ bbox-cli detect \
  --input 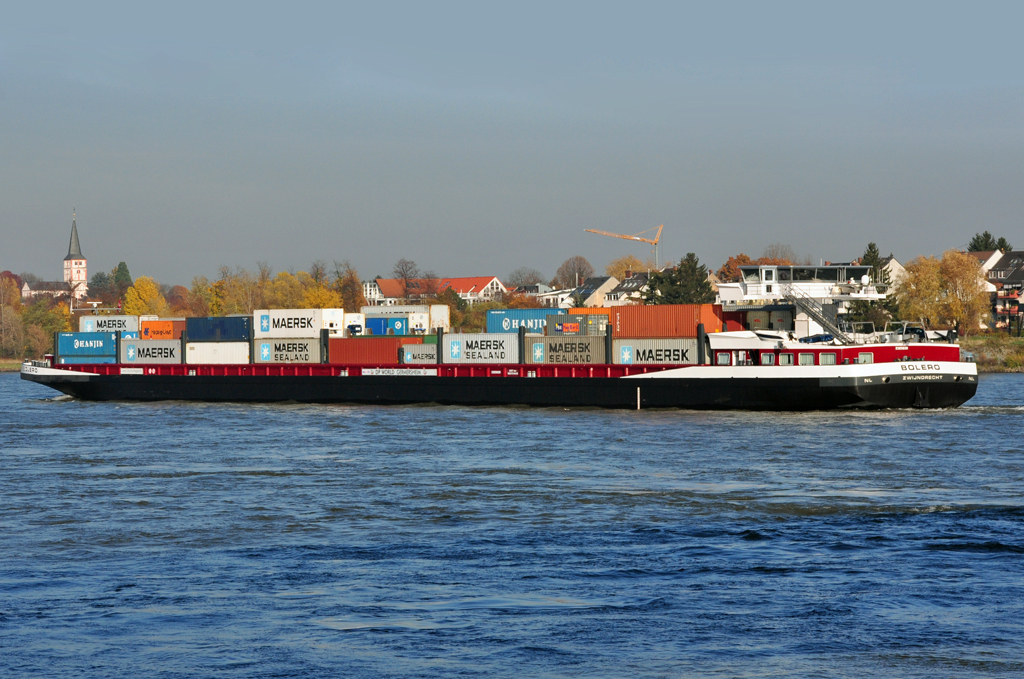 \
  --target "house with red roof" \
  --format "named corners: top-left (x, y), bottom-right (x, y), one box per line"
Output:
top-left (364, 276), bottom-right (508, 305)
